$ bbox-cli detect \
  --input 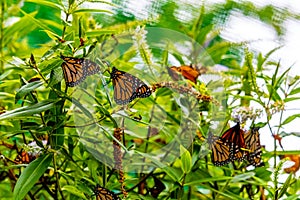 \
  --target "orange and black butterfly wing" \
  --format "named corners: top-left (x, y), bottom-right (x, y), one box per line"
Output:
top-left (220, 123), bottom-right (246, 161)
top-left (61, 56), bottom-right (86, 87)
top-left (178, 65), bottom-right (200, 83)
top-left (168, 65), bottom-right (200, 83)
top-left (207, 133), bottom-right (231, 166)
top-left (111, 67), bottom-right (135, 105)
top-left (245, 127), bottom-right (263, 166)
top-left (83, 59), bottom-right (100, 76)
top-left (94, 185), bottom-right (121, 200)
top-left (61, 56), bottom-right (100, 87)
top-left (14, 149), bottom-right (36, 164)
top-left (111, 67), bottom-right (151, 105)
